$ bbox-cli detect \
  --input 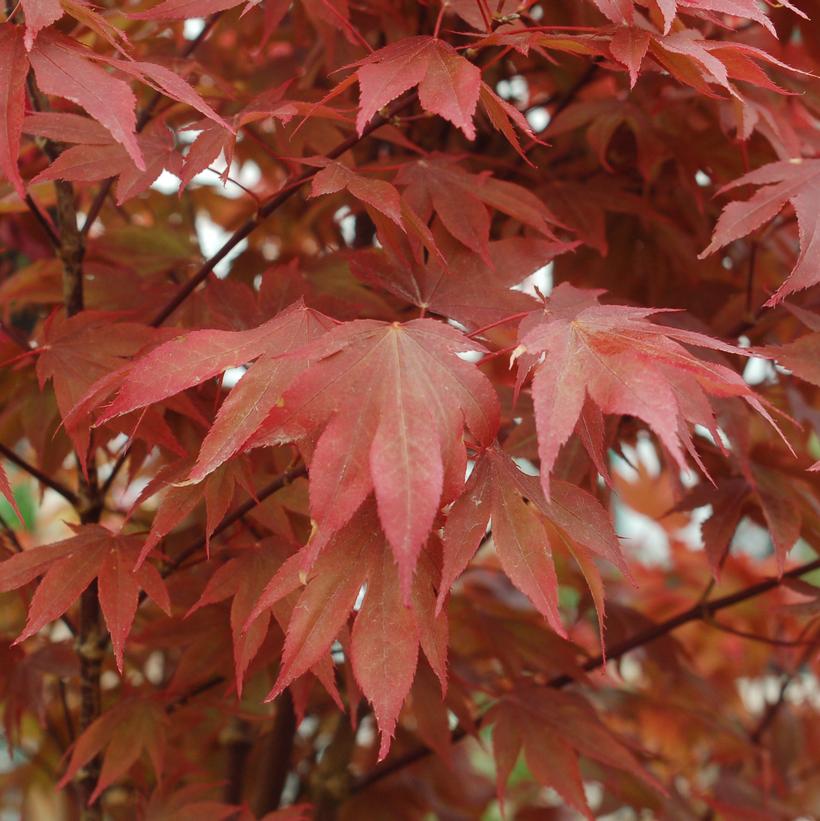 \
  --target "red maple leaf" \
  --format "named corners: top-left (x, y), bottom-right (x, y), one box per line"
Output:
top-left (700, 158), bottom-right (820, 305)
top-left (247, 317), bottom-right (499, 594)
top-left (353, 36), bottom-right (482, 140)
top-left (513, 283), bottom-right (777, 498)
top-left (0, 524), bottom-right (170, 672)
top-left (442, 444), bottom-right (628, 638)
